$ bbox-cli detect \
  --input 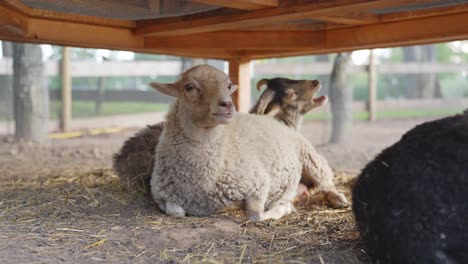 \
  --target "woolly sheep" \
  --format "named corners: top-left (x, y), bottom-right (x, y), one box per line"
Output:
top-left (352, 110), bottom-right (468, 263)
top-left (149, 65), bottom-right (347, 221)
top-left (113, 77), bottom-right (327, 191)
